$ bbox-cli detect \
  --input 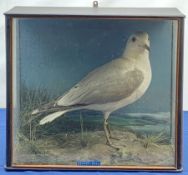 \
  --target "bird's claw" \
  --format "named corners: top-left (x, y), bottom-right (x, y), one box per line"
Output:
top-left (106, 141), bottom-right (120, 150)
top-left (110, 136), bottom-right (120, 140)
